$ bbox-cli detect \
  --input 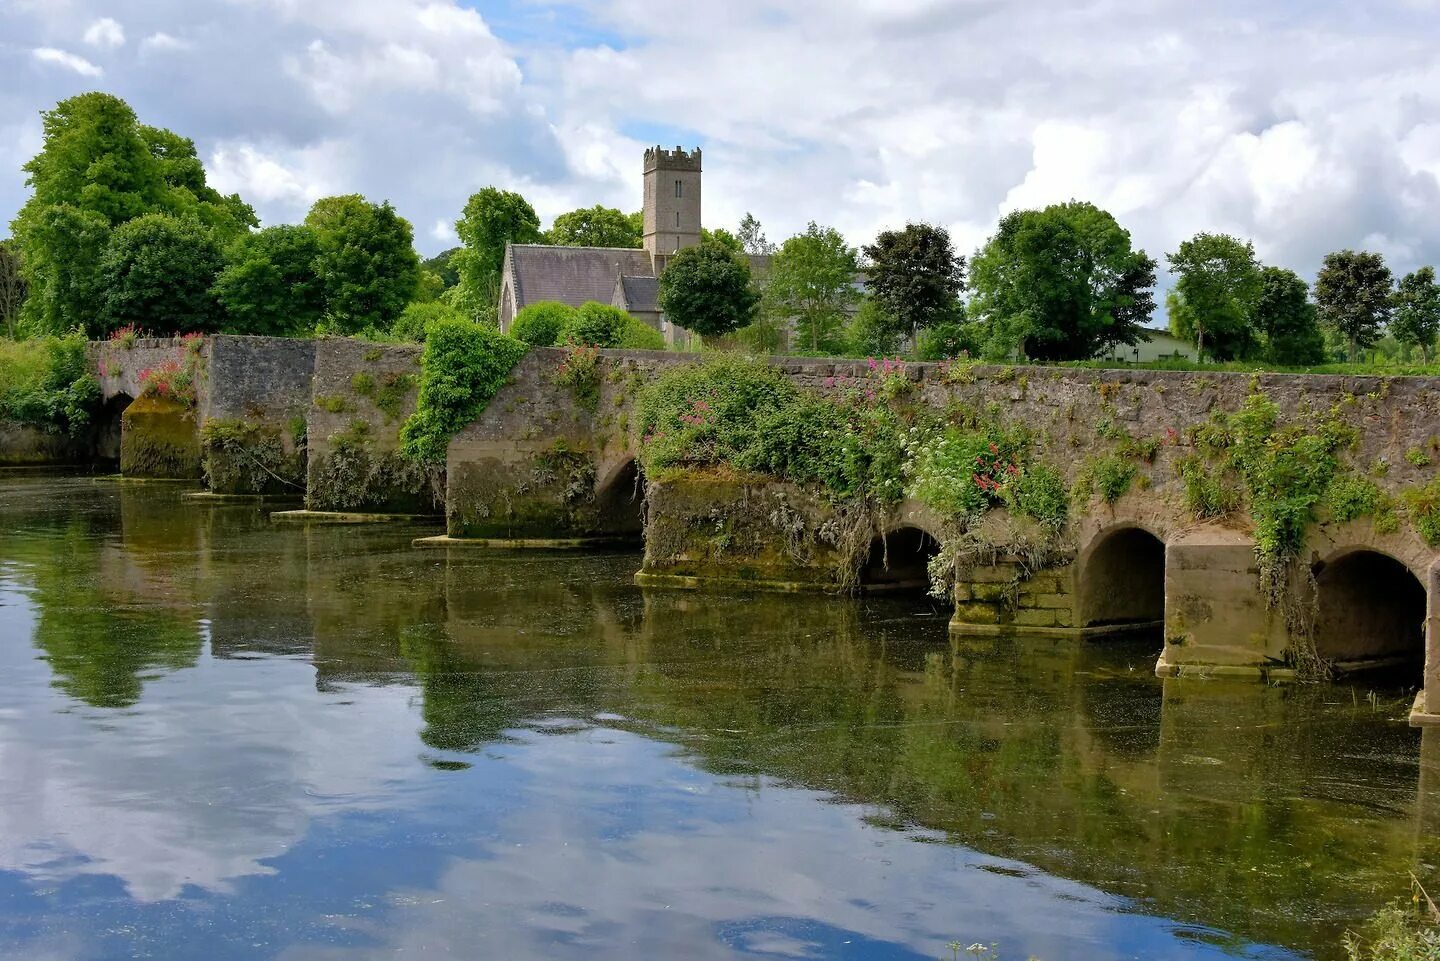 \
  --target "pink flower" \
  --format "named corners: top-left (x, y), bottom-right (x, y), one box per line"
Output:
top-left (867, 358), bottom-right (879, 371)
